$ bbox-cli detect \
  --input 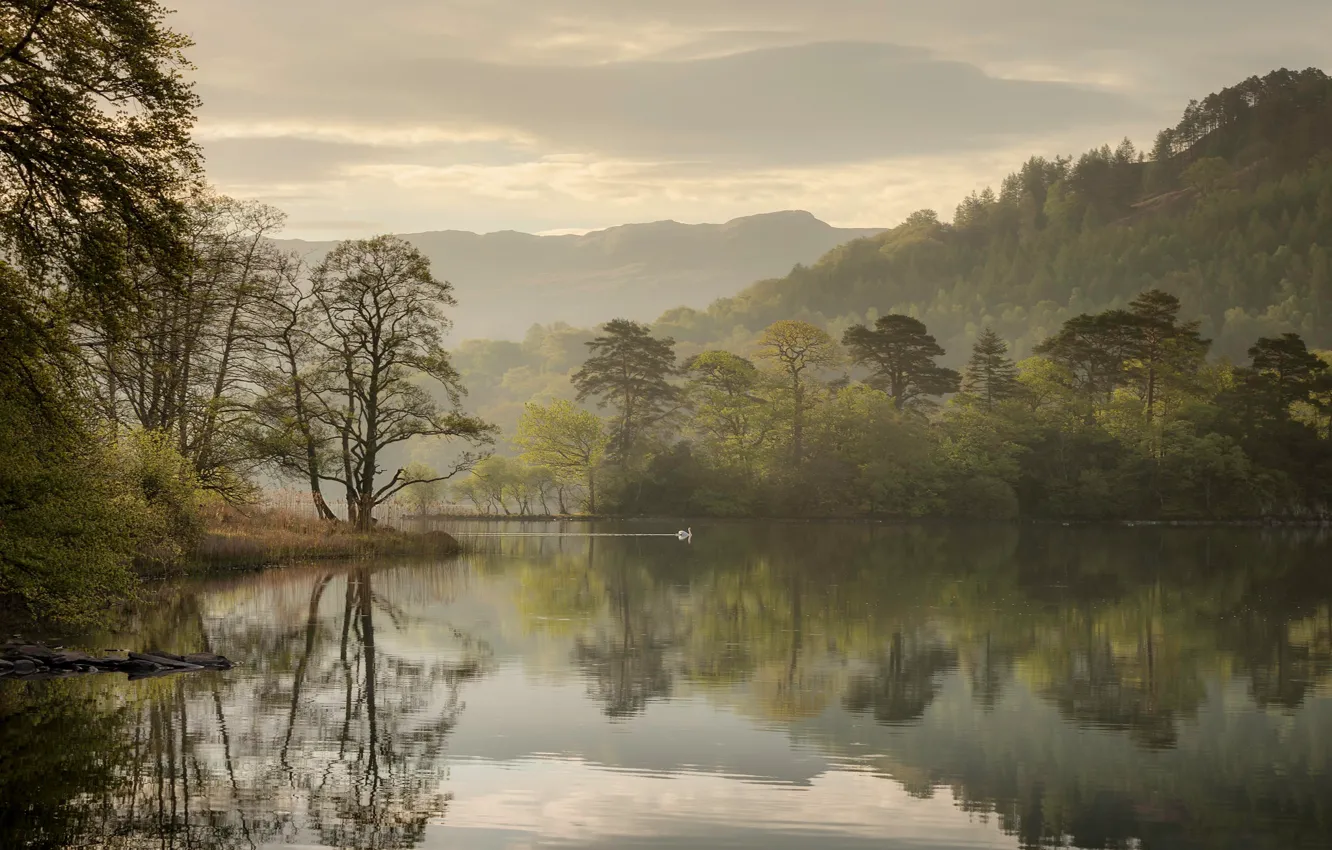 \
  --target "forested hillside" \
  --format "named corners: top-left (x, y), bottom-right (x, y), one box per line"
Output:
top-left (658, 67), bottom-right (1332, 360)
top-left (454, 68), bottom-right (1332, 436)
